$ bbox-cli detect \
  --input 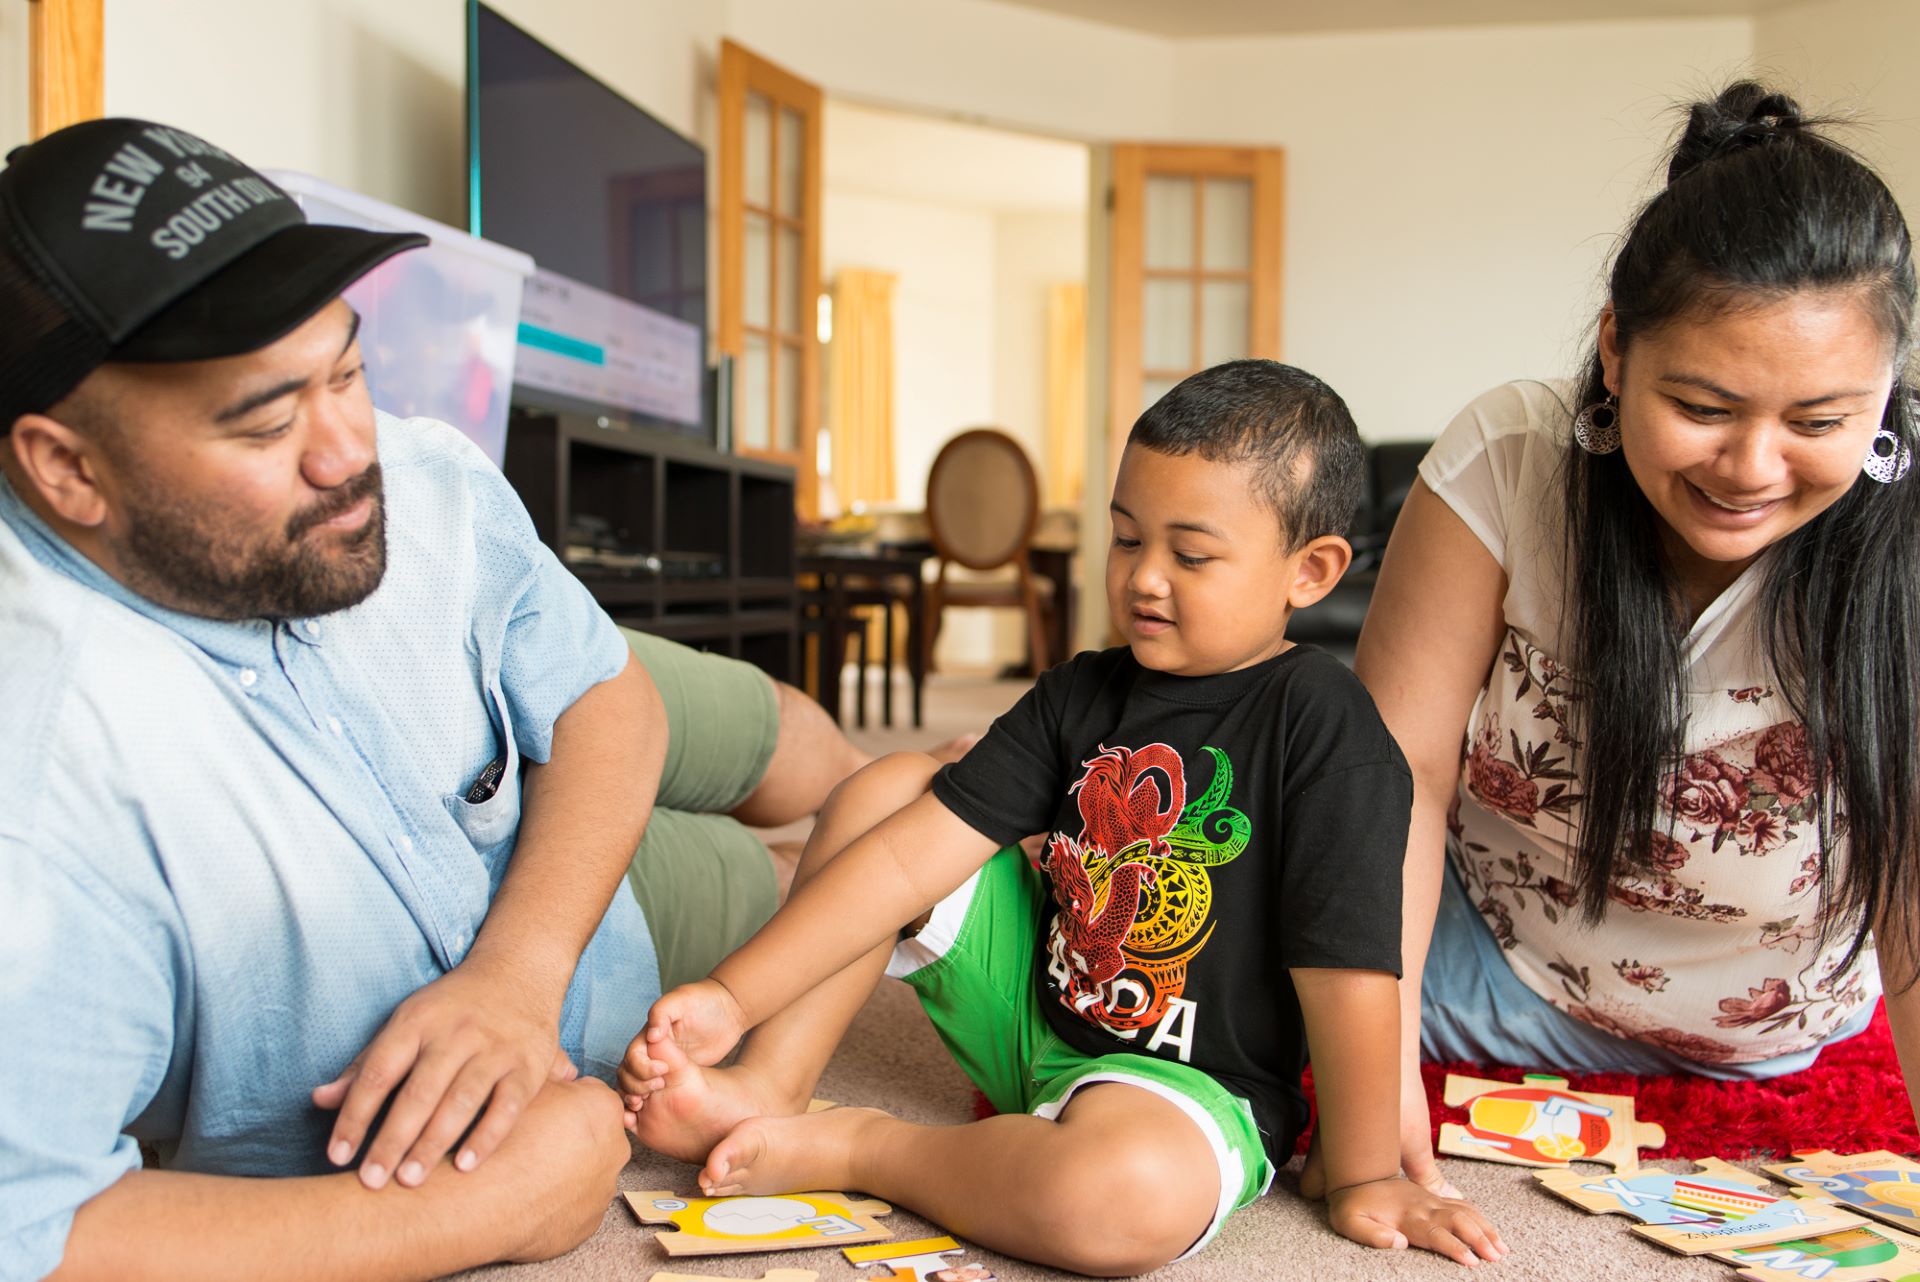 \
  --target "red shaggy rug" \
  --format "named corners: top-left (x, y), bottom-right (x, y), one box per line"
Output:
top-left (970, 1002), bottom-right (1916, 1161)
top-left (1297, 998), bottom-right (1918, 1162)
